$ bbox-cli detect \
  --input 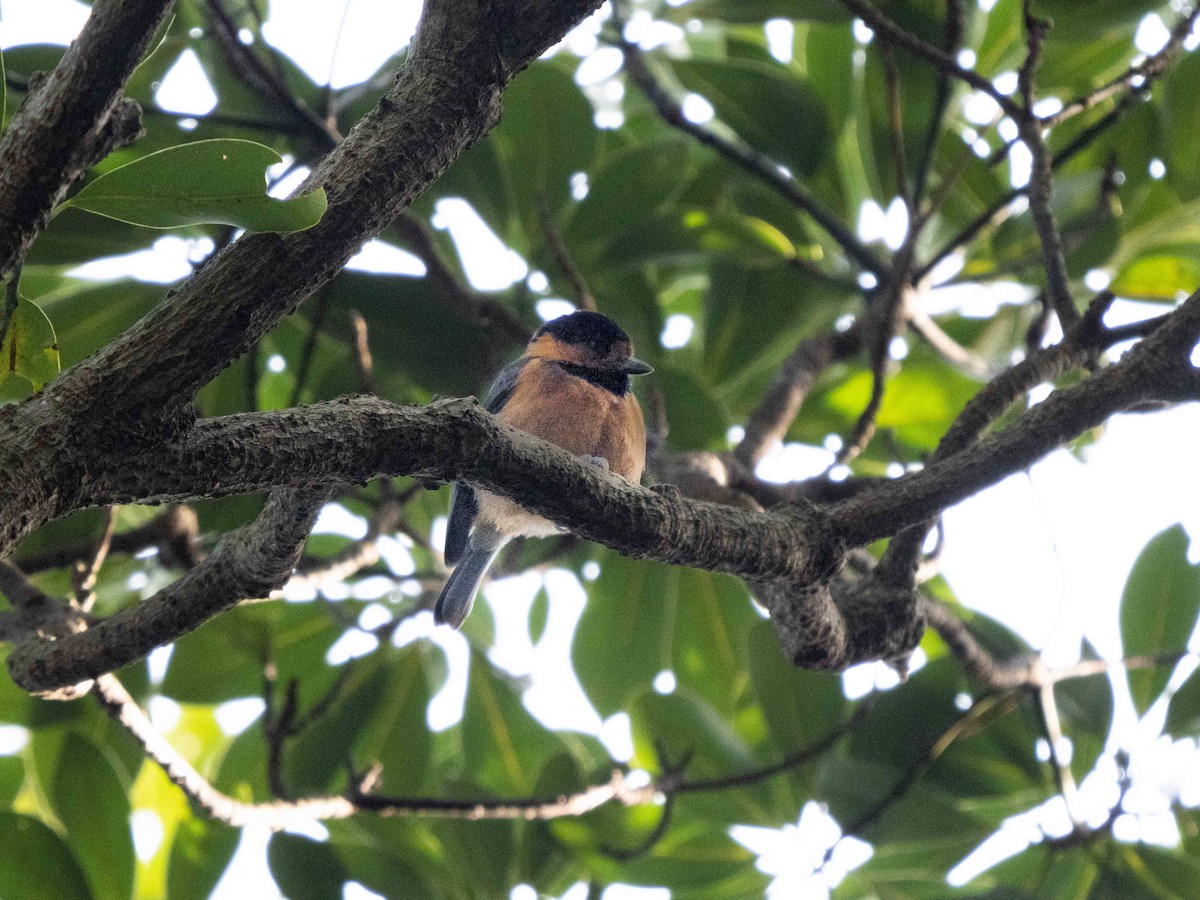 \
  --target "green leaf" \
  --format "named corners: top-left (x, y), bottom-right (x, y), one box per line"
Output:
top-left (268, 833), bottom-right (348, 900)
top-left (64, 139), bottom-right (327, 233)
top-left (667, 57), bottom-right (829, 178)
top-left (0, 812), bottom-right (93, 900)
top-left (462, 650), bottom-right (564, 794)
top-left (1110, 255), bottom-right (1200, 302)
top-left (0, 294), bottom-right (60, 402)
top-left (1119, 524), bottom-right (1200, 714)
top-left (166, 816), bottom-right (239, 900)
top-left (1165, 663), bottom-right (1200, 736)
top-left (661, 0), bottom-right (849, 23)
top-left (50, 732), bottom-right (136, 900)
top-left (748, 619), bottom-right (845, 758)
